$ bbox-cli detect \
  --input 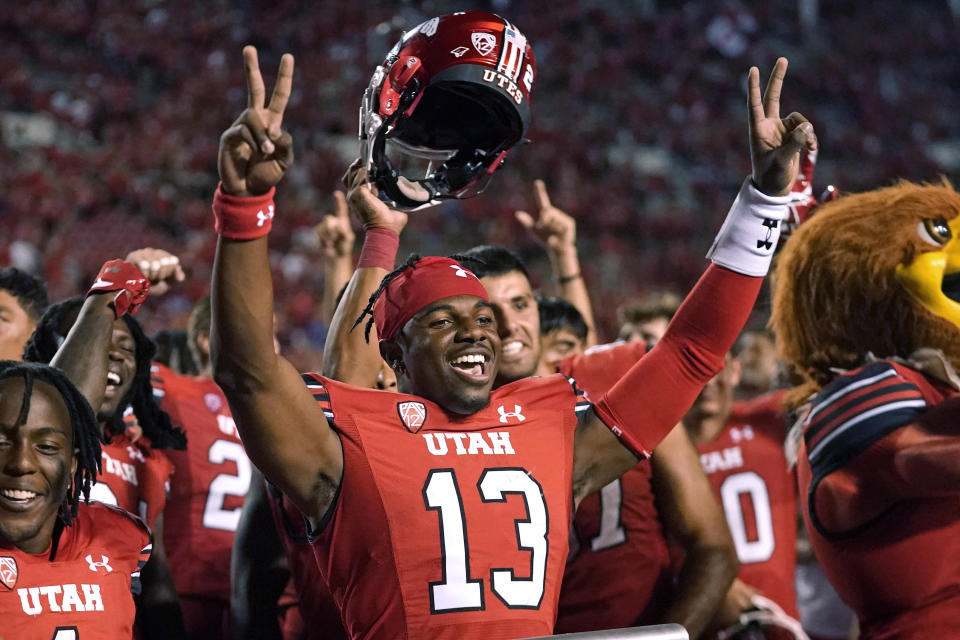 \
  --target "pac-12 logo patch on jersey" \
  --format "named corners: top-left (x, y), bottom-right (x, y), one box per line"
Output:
top-left (0, 556), bottom-right (18, 590)
top-left (398, 401), bottom-right (427, 433)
